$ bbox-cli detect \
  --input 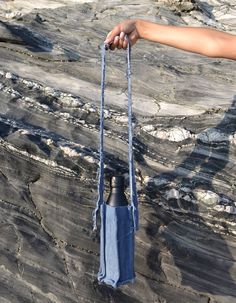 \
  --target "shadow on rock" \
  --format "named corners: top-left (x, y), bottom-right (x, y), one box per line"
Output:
top-left (145, 96), bottom-right (236, 298)
top-left (0, 20), bottom-right (53, 52)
